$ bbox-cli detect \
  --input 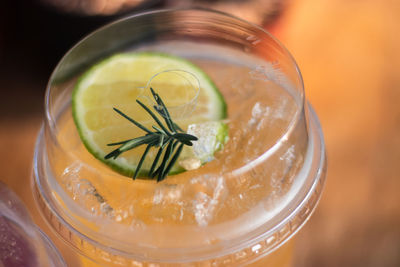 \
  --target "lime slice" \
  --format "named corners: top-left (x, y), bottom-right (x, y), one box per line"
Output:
top-left (72, 52), bottom-right (227, 178)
